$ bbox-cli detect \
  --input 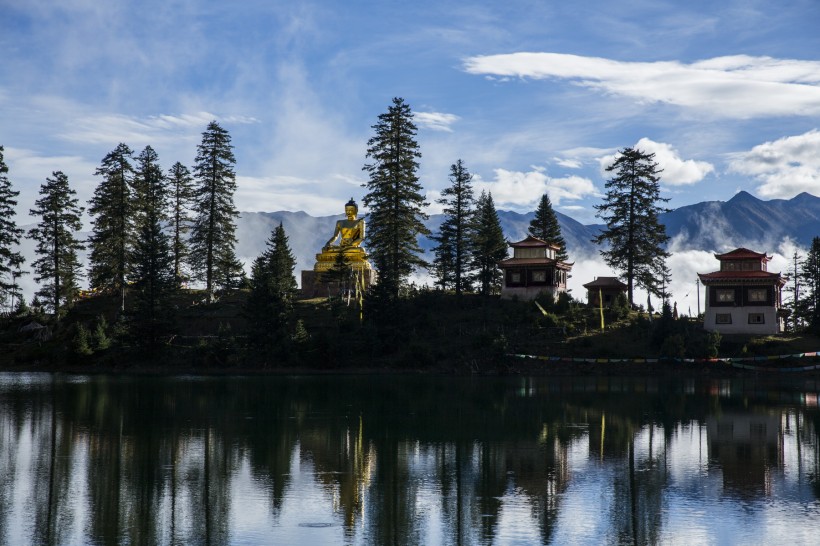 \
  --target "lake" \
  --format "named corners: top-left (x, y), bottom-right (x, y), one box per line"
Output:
top-left (2, 372), bottom-right (820, 544)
